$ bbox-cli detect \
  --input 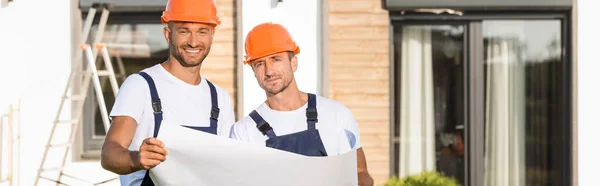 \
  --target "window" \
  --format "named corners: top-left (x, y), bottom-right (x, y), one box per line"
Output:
top-left (390, 13), bottom-right (571, 186)
top-left (482, 20), bottom-right (566, 186)
top-left (392, 24), bottom-right (466, 184)
top-left (77, 13), bottom-right (168, 158)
